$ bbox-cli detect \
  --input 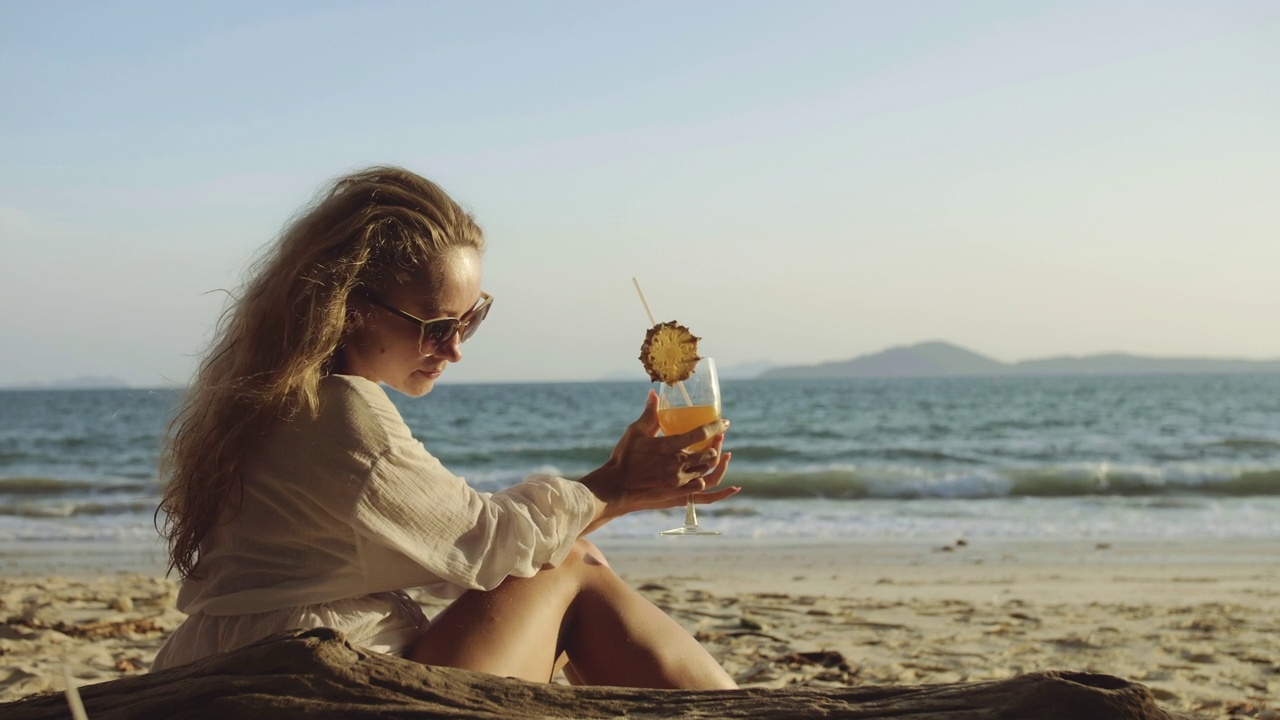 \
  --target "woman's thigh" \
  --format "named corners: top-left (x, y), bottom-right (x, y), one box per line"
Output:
top-left (408, 539), bottom-right (603, 681)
